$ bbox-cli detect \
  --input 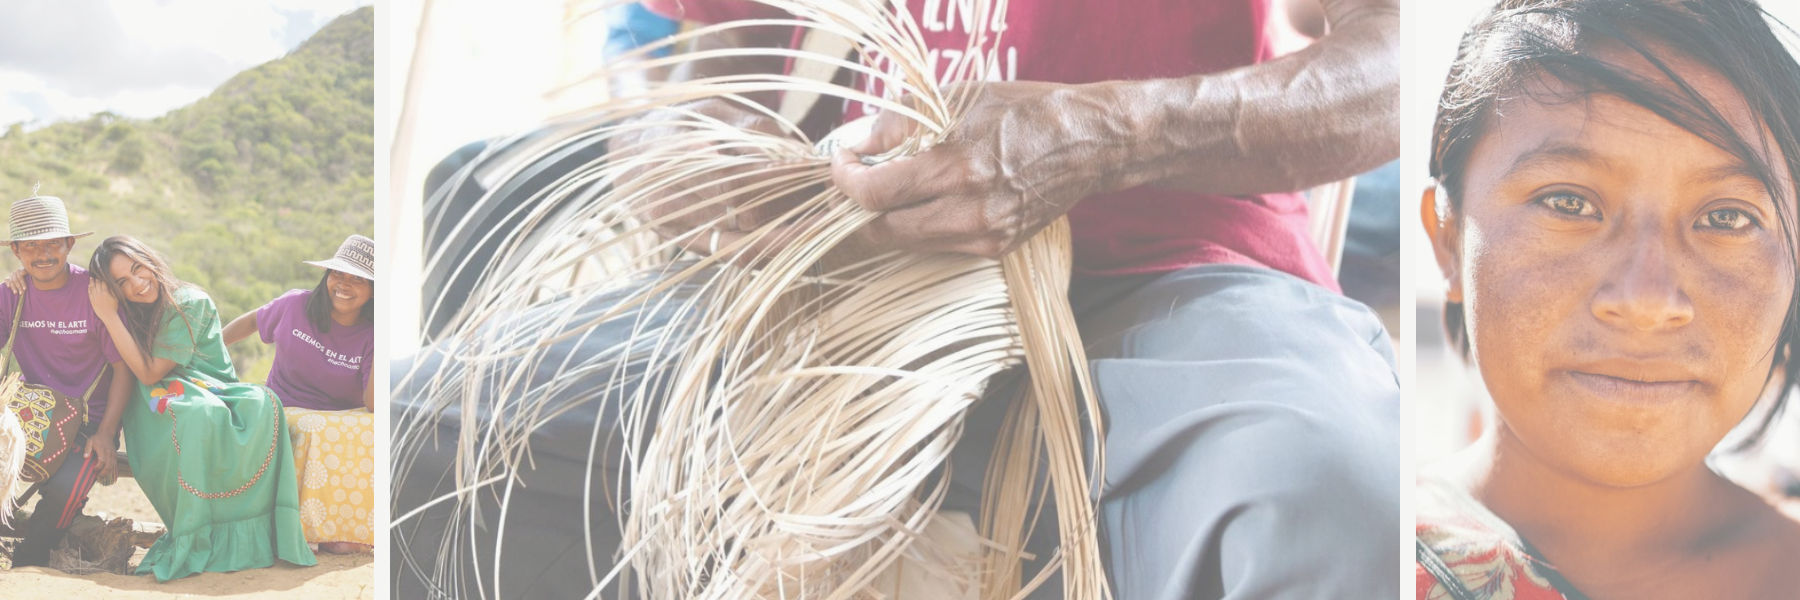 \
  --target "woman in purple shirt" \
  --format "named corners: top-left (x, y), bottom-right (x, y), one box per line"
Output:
top-left (225, 234), bottom-right (375, 555)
